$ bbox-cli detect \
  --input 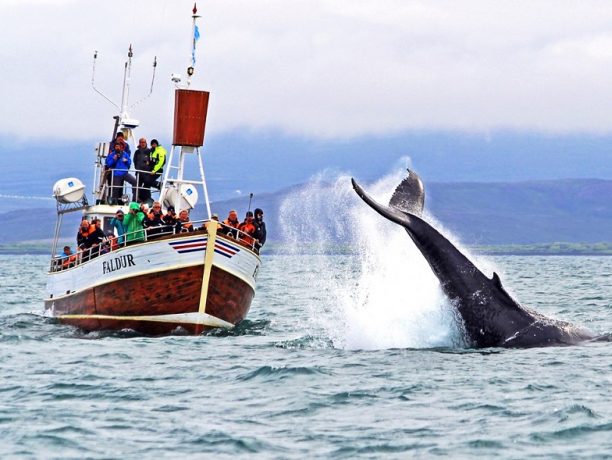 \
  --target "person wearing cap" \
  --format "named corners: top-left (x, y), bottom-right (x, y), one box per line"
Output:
top-left (162, 205), bottom-right (177, 231)
top-left (253, 208), bottom-right (267, 249)
top-left (110, 209), bottom-right (127, 245)
top-left (222, 210), bottom-right (240, 238)
top-left (209, 213), bottom-right (222, 232)
top-left (150, 139), bottom-right (167, 189)
top-left (123, 202), bottom-right (145, 243)
top-left (105, 141), bottom-right (137, 204)
top-left (111, 131), bottom-right (131, 156)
